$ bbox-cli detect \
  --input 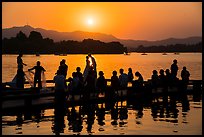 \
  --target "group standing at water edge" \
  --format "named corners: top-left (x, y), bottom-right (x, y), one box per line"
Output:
top-left (14, 54), bottom-right (190, 98)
